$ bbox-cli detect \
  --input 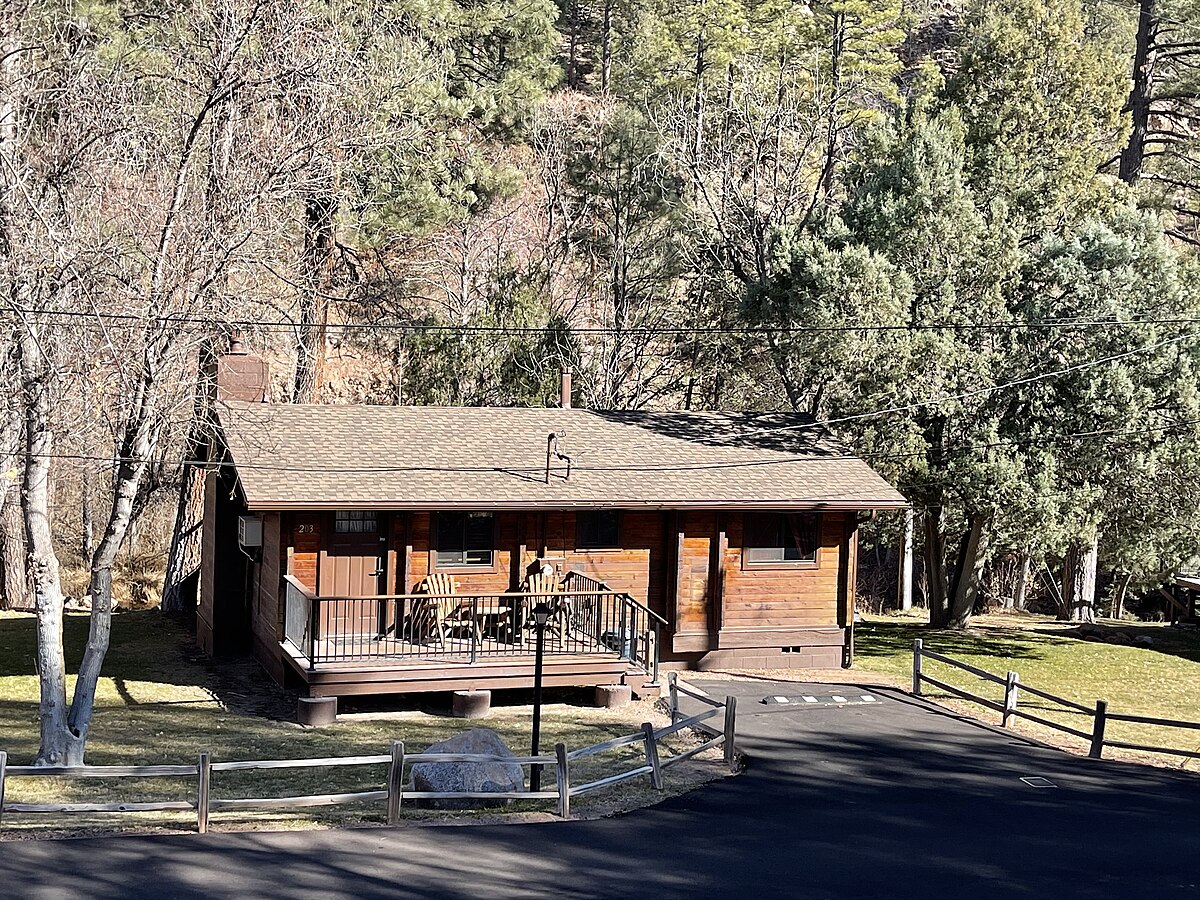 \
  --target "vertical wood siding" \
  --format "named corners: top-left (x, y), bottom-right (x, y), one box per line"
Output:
top-left (251, 512), bottom-right (284, 685)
